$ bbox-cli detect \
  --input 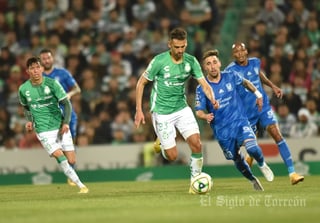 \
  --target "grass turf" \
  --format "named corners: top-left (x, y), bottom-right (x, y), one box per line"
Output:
top-left (0, 175), bottom-right (318, 223)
